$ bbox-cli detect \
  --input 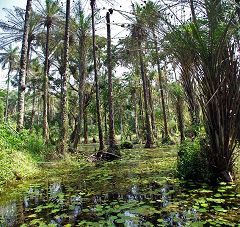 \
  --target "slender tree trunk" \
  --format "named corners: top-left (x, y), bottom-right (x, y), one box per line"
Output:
top-left (181, 66), bottom-right (200, 134)
top-left (43, 22), bottom-right (51, 143)
top-left (83, 106), bottom-right (88, 144)
top-left (30, 85), bottom-right (36, 133)
top-left (132, 90), bottom-right (139, 140)
top-left (59, 0), bottom-right (70, 154)
top-left (106, 12), bottom-right (117, 151)
top-left (104, 105), bottom-right (108, 142)
top-left (17, 0), bottom-right (32, 131)
top-left (37, 97), bottom-right (40, 126)
top-left (189, 0), bottom-right (197, 24)
top-left (5, 68), bottom-right (11, 122)
top-left (73, 38), bottom-right (87, 149)
top-left (147, 78), bottom-right (157, 138)
top-left (153, 32), bottom-right (169, 141)
top-left (137, 39), bottom-right (153, 148)
top-left (91, 0), bottom-right (104, 150)
top-left (120, 108), bottom-right (123, 142)
top-left (176, 96), bottom-right (185, 143)
top-left (139, 87), bottom-right (144, 140)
